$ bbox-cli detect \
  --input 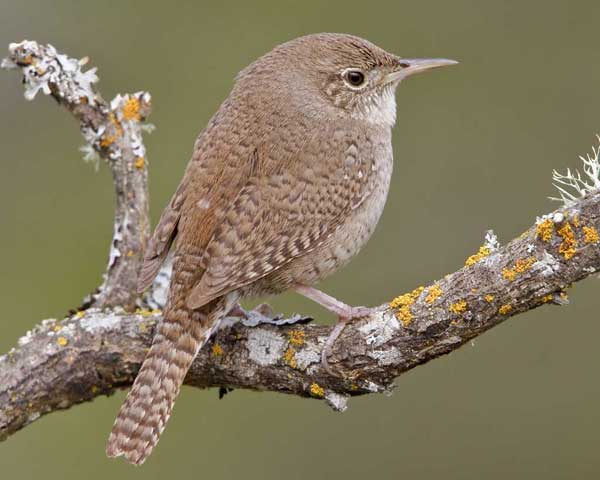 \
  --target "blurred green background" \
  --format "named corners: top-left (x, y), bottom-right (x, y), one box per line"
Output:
top-left (1, 1), bottom-right (599, 479)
